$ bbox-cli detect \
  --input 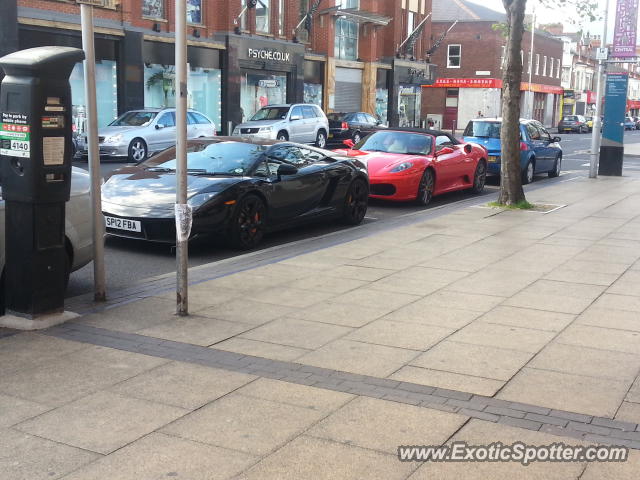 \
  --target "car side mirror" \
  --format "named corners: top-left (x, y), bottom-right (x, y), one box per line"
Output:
top-left (343, 139), bottom-right (355, 149)
top-left (435, 146), bottom-right (454, 156)
top-left (277, 164), bottom-right (298, 178)
top-left (155, 124), bottom-right (164, 130)
top-left (290, 115), bottom-right (302, 121)
top-left (553, 136), bottom-right (561, 142)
